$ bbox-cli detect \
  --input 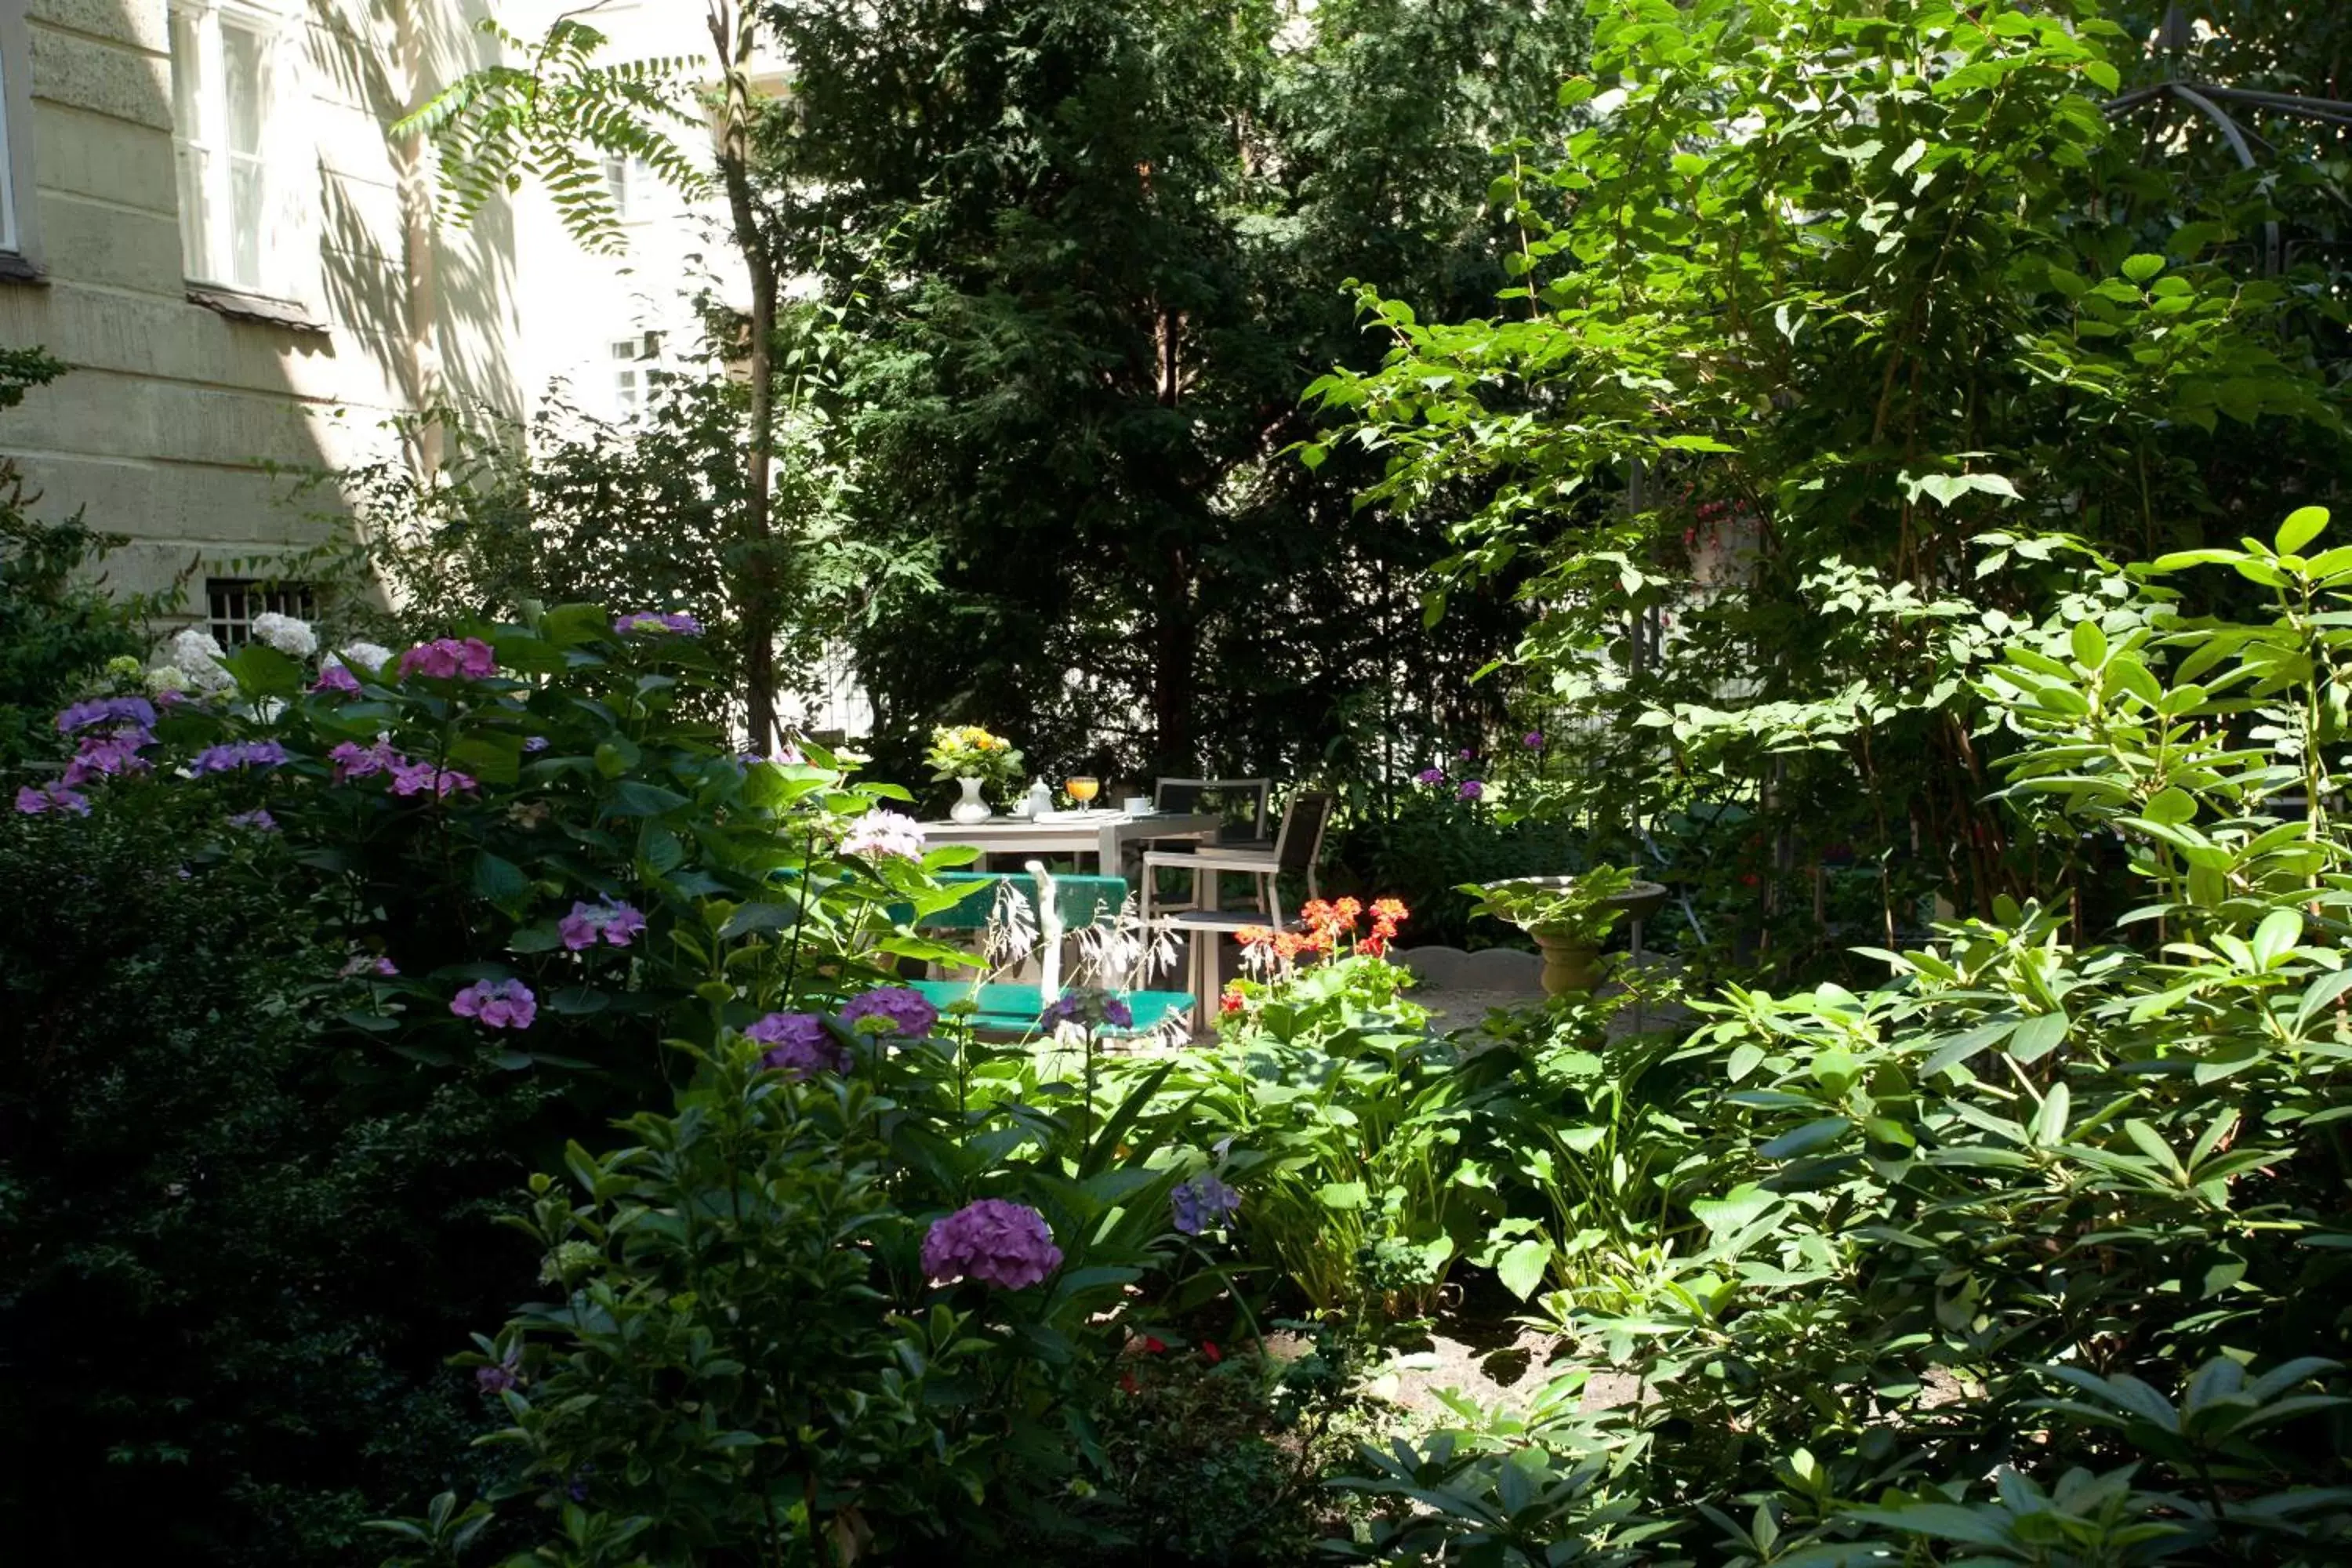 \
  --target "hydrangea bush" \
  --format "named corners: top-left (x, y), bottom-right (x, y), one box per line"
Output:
top-left (9, 602), bottom-right (974, 1111)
